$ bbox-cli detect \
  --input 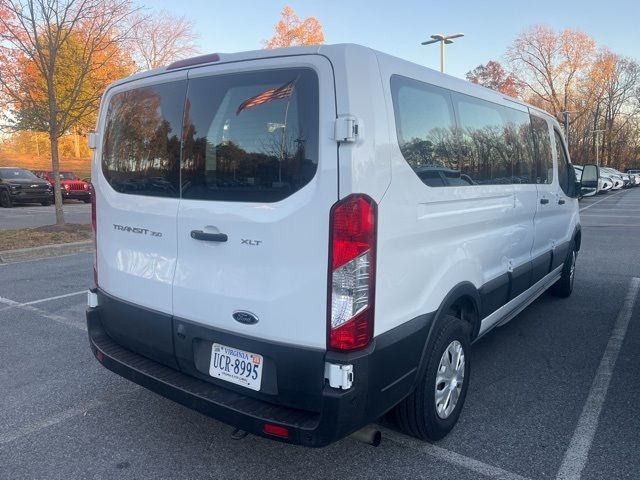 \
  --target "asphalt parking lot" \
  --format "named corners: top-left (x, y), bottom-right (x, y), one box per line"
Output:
top-left (1, 188), bottom-right (639, 479)
top-left (0, 202), bottom-right (91, 230)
